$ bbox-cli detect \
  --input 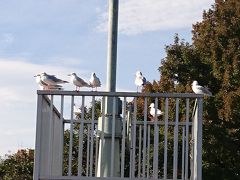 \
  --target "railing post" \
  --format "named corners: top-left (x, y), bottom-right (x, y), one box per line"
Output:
top-left (33, 95), bottom-right (43, 180)
top-left (193, 98), bottom-right (203, 180)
